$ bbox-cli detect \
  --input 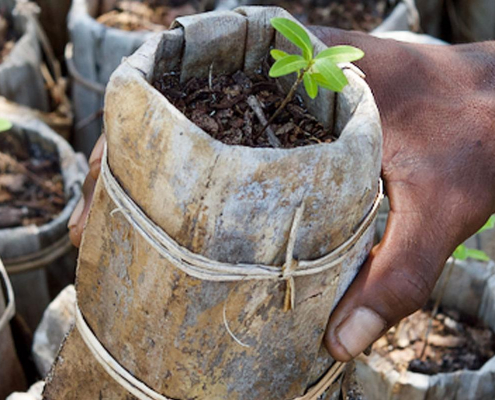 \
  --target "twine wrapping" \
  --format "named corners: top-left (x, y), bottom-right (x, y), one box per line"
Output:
top-left (0, 258), bottom-right (15, 333)
top-left (75, 145), bottom-right (383, 399)
top-left (3, 235), bottom-right (74, 274)
top-left (77, 303), bottom-right (345, 400)
top-left (100, 146), bottom-right (383, 283)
